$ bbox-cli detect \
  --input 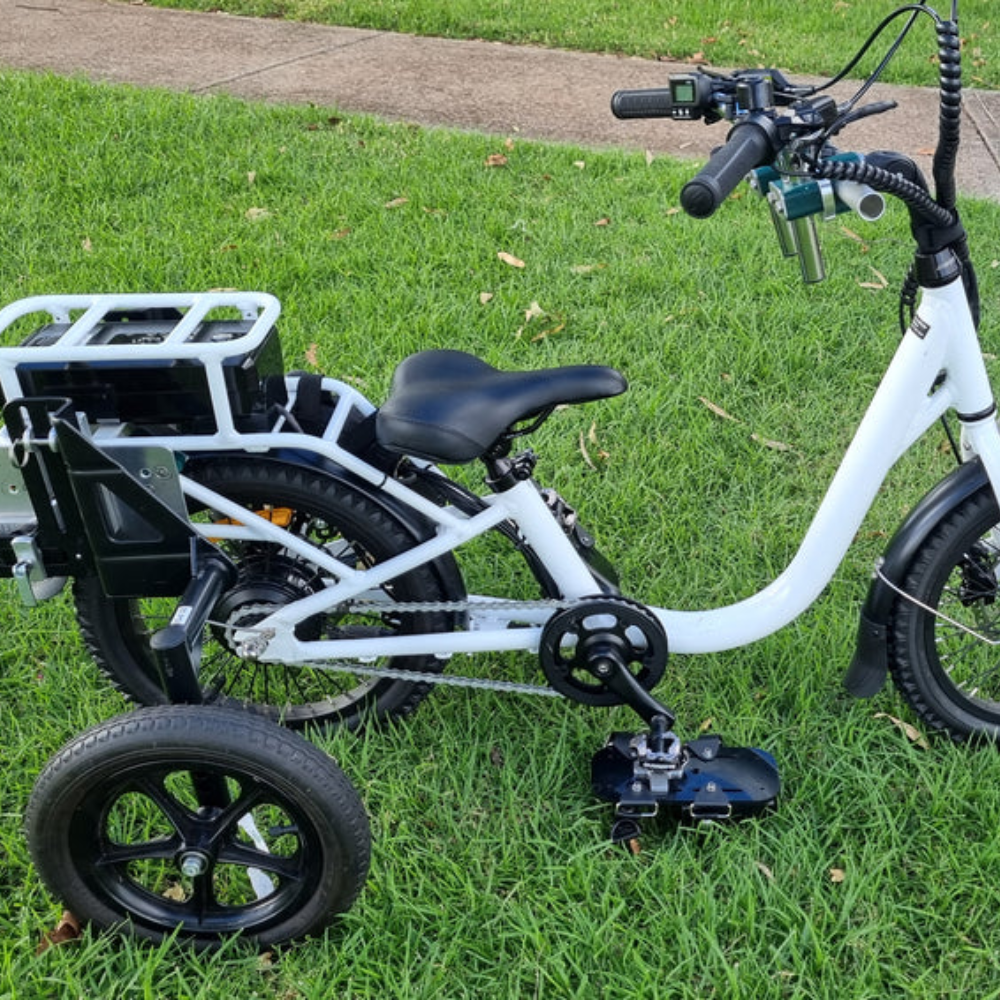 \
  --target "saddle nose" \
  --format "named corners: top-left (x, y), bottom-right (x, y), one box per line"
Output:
top-left (375, 349), bottom-right (627, 464)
